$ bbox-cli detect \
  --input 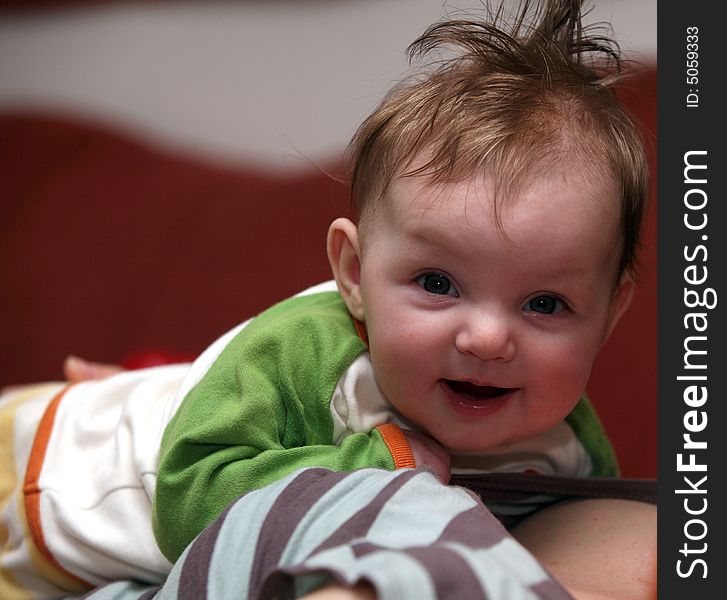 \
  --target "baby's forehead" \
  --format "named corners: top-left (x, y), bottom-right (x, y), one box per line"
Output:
top-left (385, 159), bottom-right (621, 225)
